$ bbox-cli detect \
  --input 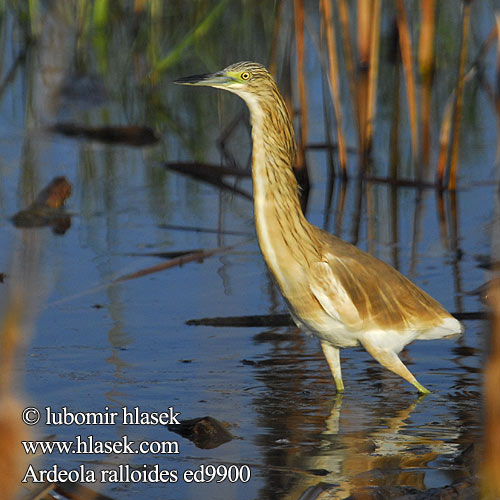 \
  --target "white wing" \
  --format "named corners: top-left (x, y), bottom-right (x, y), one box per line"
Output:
top-left (309, 260), bottom-right (362, 329)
